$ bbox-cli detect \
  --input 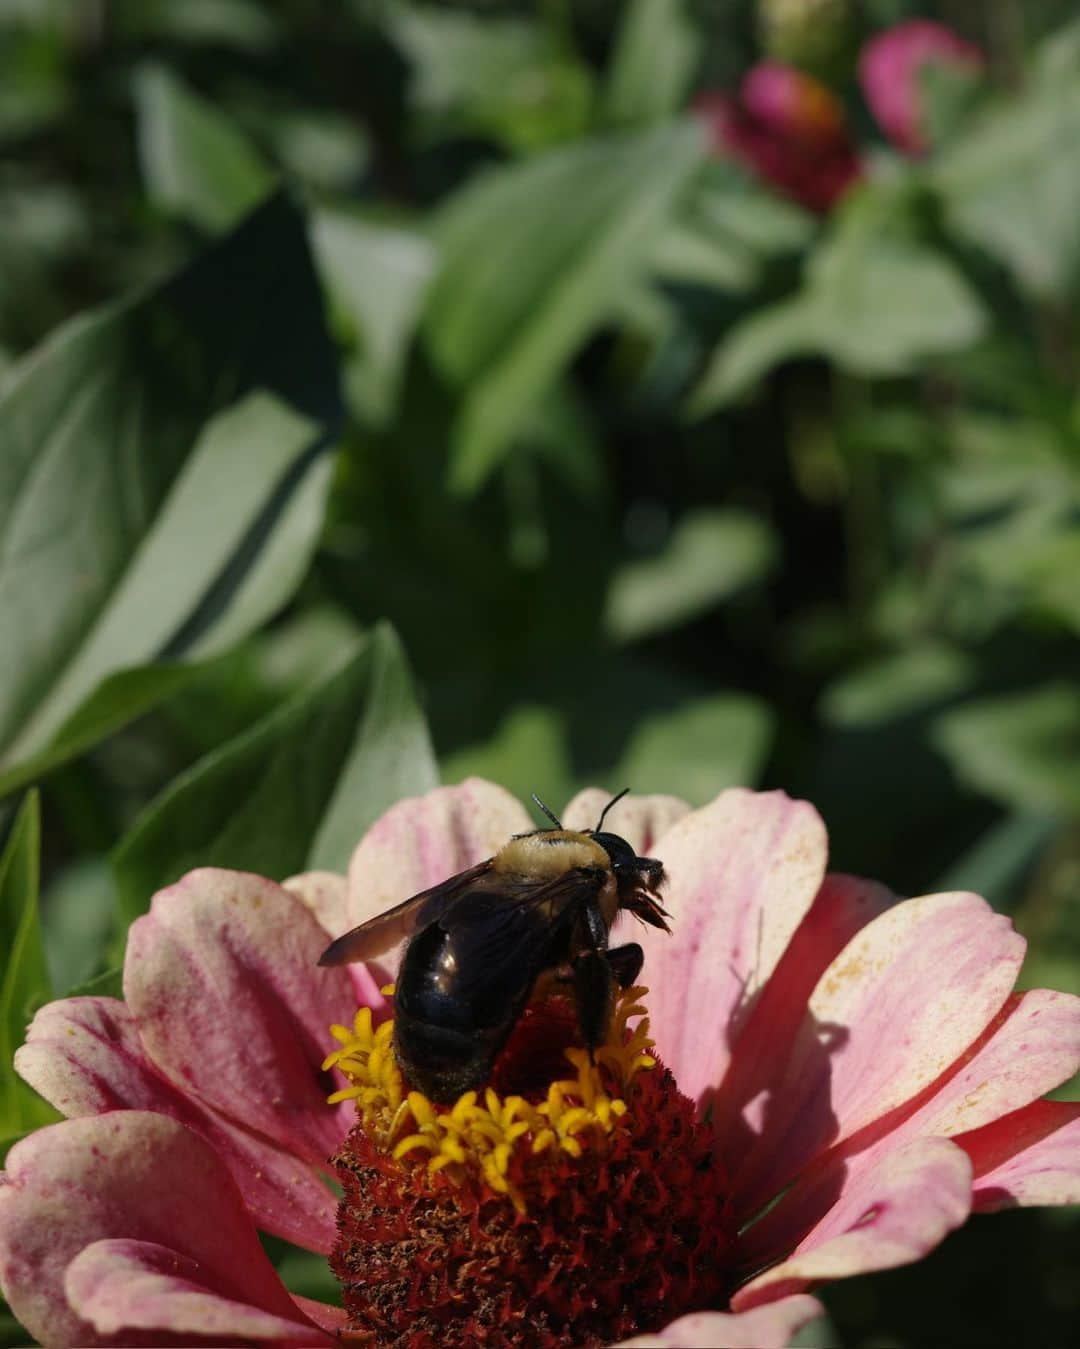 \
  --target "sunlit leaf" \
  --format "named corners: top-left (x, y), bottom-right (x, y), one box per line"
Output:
top-left (934, 685), bottom-right (1080, 815)
top-left (604, 508), bottom-right (777, 643)
top-left (822, 645), bottom-right (975, 728)
top-left (0, 194), bottom-right (340, 794)
top-left (425, 121), bottom-right (706, 491)
top-left (611, 693), bottom-right (772, 803)
top-left (112, 624), bottom-right (437, 926)
top-left (602, 0), bottom-right (700, 128)
top-left (134, 64), bottom-right (276, 233)
top-left (0, 793), bottom-right (59, 1135)
top-left (312, 208), bottom-right (436, 425)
